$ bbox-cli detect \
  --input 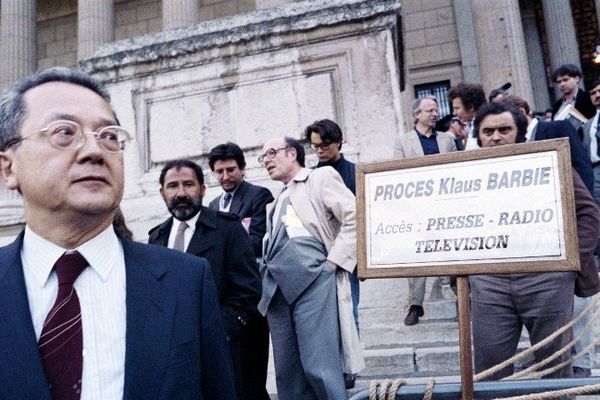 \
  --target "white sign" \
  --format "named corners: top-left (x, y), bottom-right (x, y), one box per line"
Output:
top-left (364, 151), bottom-right (565, 268)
